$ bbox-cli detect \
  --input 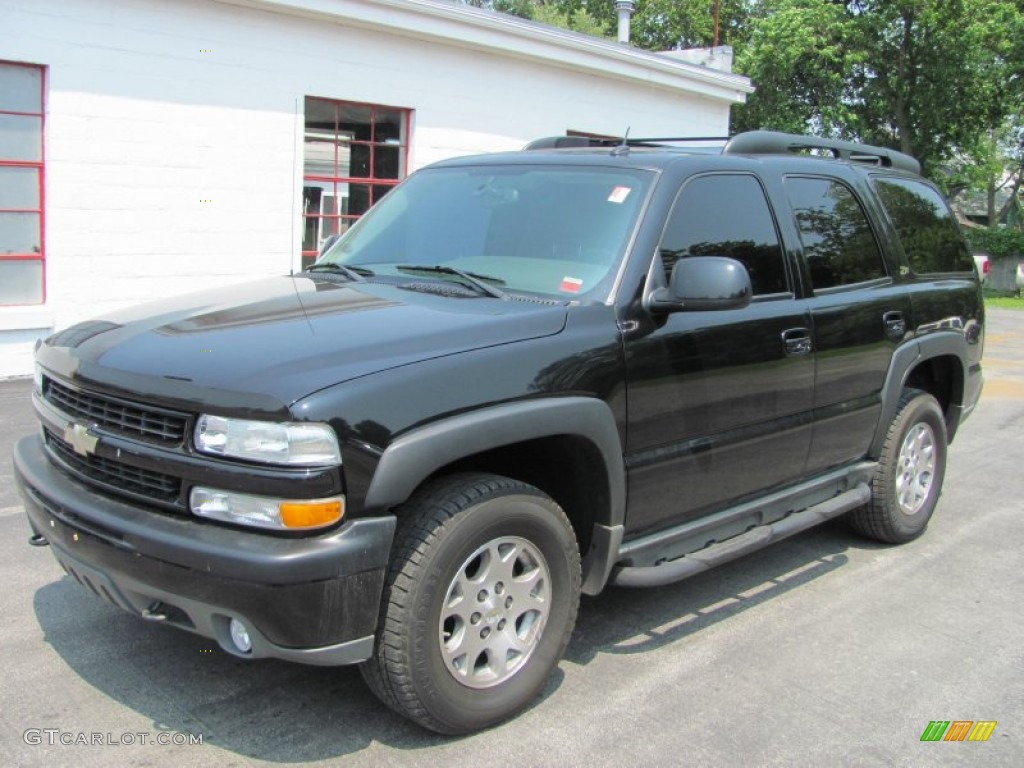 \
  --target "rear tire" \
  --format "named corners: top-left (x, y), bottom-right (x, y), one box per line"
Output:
top-left (360, 472), bottom-right (581, 734)
top-left (850, 389), bottom-right (947, 543)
